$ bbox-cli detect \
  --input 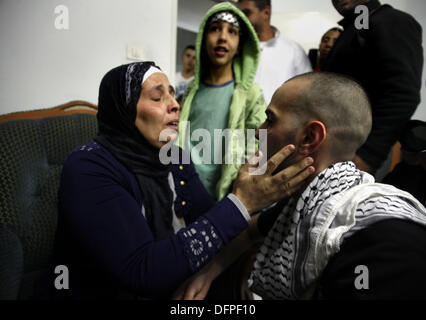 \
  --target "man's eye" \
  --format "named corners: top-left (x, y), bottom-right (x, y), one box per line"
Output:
top-left (229, 29), bottom-right (237, 35)
top-left (152, 97), bottom-right (161, 102)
